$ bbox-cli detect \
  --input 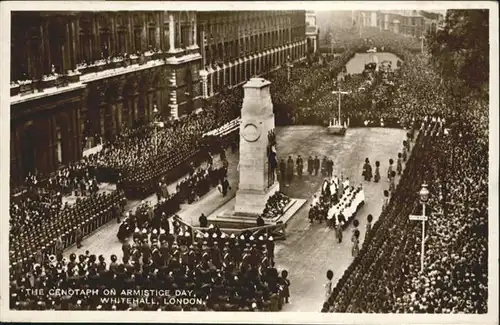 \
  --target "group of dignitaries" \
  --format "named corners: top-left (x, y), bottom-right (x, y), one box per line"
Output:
top-left (10, 218), bottom-right (290, 311)
top-left (278, 155), bottom-right (335, 186)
